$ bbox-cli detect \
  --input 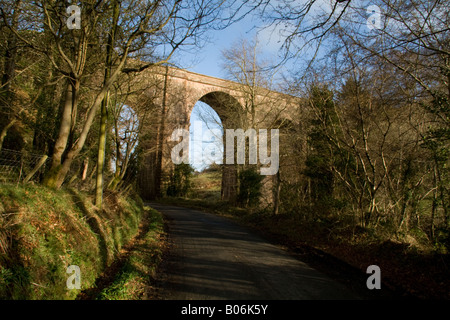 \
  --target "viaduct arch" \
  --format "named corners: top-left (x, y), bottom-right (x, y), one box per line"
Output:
top-left (130, 65), bottom-right (298, 203)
